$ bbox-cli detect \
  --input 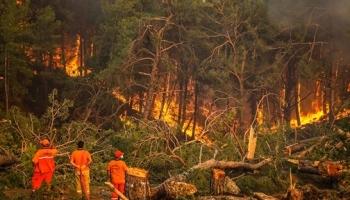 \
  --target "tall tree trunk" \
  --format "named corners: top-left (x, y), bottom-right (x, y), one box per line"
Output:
top-left (295, 76), bottom-right (301, 126)
top-left (181, 77), bottom-right (189, 128)
top-left (322, 76), bottom-right (327, 115)
top-left (79, 34), bottom-right (85, 76)
top-left (61, 32), bottom-right (66, 71)
top-left (143, 55), bottom-right (160, 120)
top-left (284, 62), bottom-right (296, 125)
top-left (249, 92), bottom-right (258, 126)
top-left (159, 73), bottom-right (170, 119)
top-left (238, 49), bottom-right (247, 130)
top-left (4, 47), bottom-right (9, 114)
top-left (192, 81), bottom-right (199, 140)
top-left (139, 92), bottom-right (144, 113)
top-left (327, 62), bottom-right (335, 123)
top-left (177, 76), bottom-right (184, 124)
